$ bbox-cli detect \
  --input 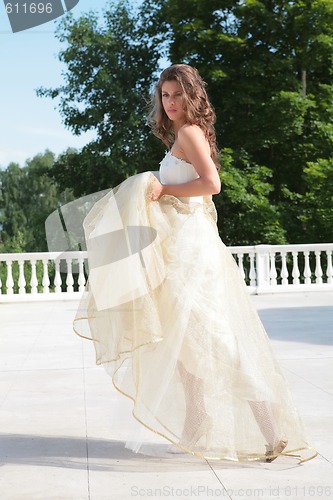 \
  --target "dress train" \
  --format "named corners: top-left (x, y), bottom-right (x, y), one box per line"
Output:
top-left (74, 153), bottom-right (317, 463)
